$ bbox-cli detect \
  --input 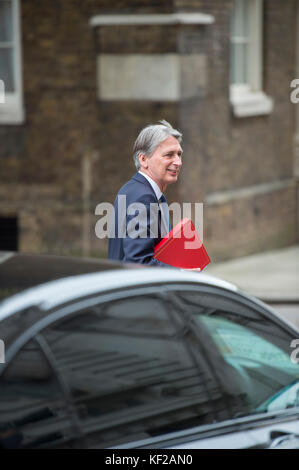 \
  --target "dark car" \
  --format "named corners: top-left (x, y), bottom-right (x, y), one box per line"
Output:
top-left (0, 252), bottom-right (298, 449)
